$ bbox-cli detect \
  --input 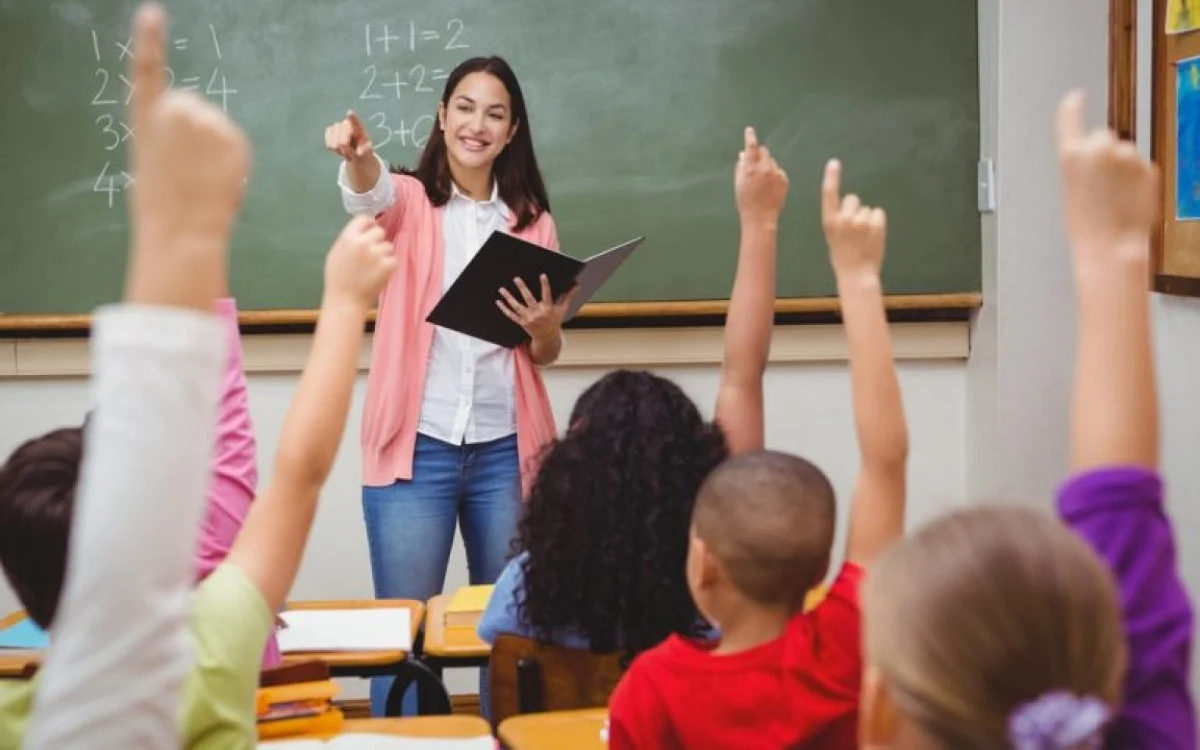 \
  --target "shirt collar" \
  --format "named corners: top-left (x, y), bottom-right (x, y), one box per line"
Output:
top-left (450, 180), bottom-right (512, 220)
